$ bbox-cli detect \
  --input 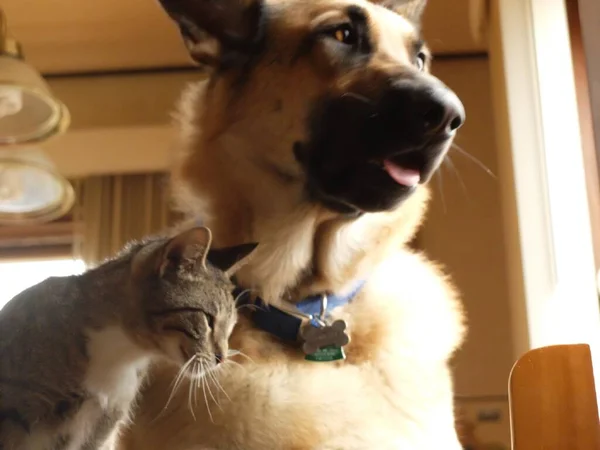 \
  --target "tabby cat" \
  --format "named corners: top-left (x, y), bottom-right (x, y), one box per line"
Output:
top-left (0, 227), bottom-right (257, 450)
